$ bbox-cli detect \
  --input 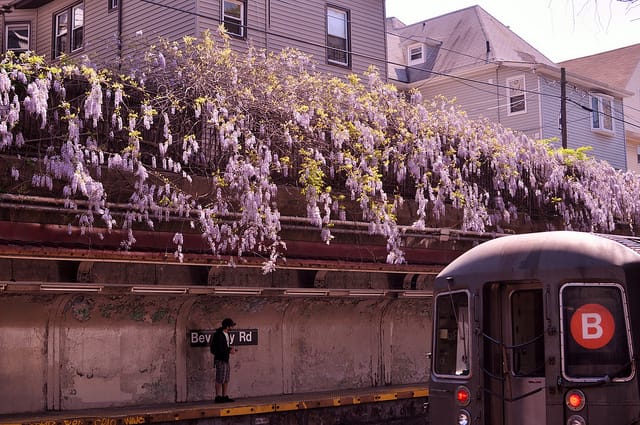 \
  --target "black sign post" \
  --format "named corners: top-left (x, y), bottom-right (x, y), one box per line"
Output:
top-left (189, 329), bottom-right (259, 347)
